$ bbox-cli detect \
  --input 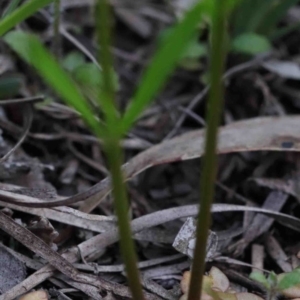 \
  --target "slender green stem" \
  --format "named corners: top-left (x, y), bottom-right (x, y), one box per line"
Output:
top-left (104, 139), bottom-right (145, 300)
top-left (95, 1), bottom-right (145, 299)
top-left (95, 0), bottom-right (119, 133)
top-left (52, 0), bottom-right (61, 58)
top-left (187, 2), bottom-right (228, 300)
